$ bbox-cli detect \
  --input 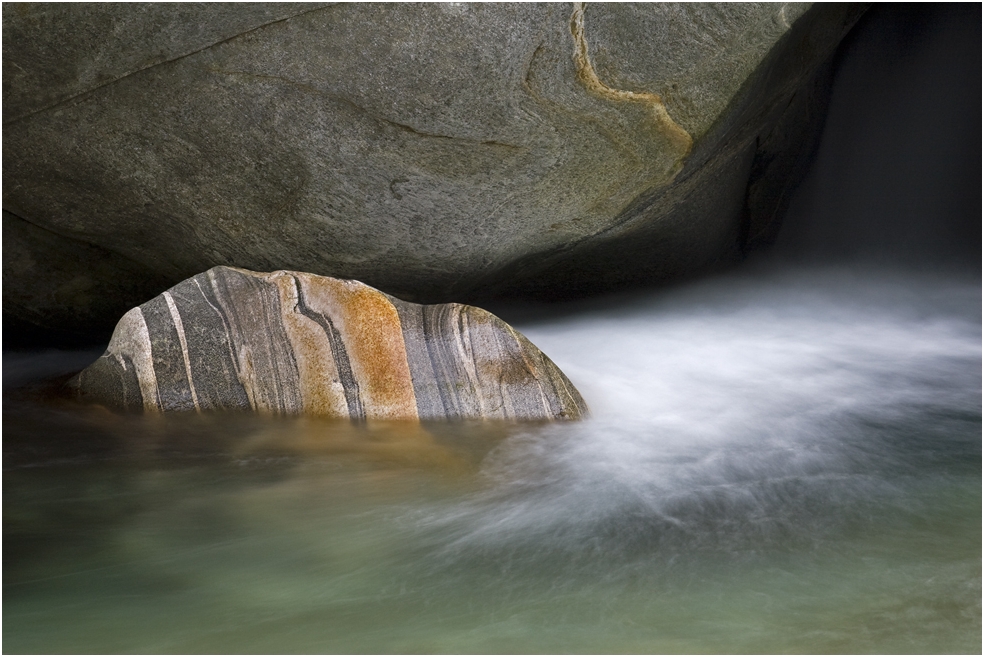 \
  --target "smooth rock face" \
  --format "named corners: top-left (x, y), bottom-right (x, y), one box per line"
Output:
top-left (3, 3), bottom-right (865, 344)
top-left (72, 267), bottom-right (587, 421)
